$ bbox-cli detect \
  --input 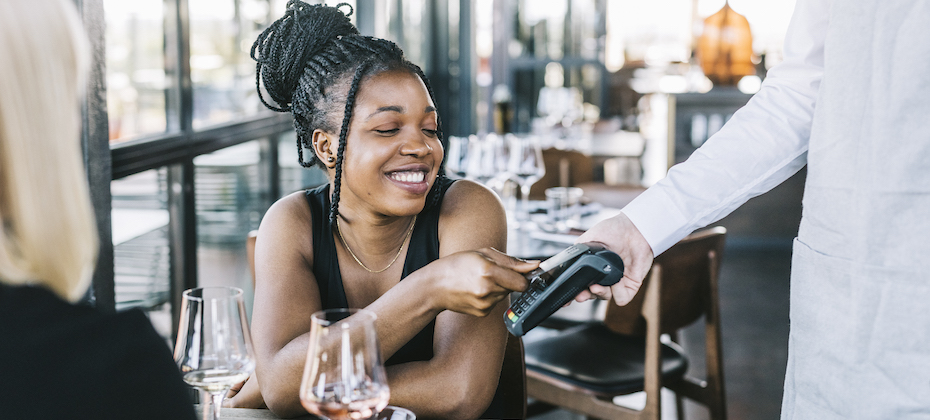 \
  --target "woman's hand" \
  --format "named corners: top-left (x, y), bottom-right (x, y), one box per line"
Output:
top-left (426, 248), bottom-right (537, 317)
top-left (223, 374), bottom-right (266, 409)
top-left (574, 212), bottom-right (654, 306)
